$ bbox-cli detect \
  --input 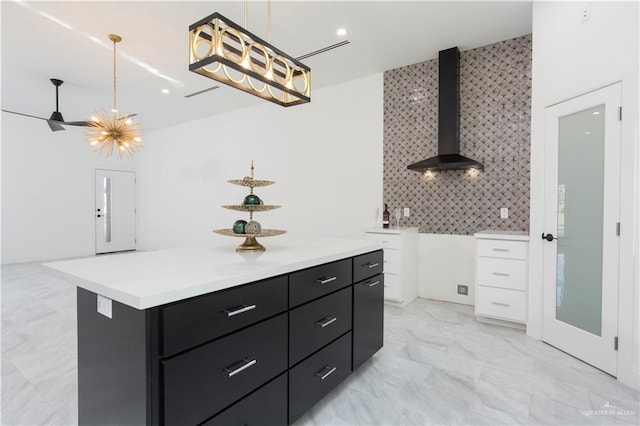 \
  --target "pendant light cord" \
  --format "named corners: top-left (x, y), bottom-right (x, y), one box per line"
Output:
top-left (112, 37), bottom-right (117, 113)
top-left (244, 0), bottom-right (248, 29)
top-left (267, 0), bottom-right (271, 42)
